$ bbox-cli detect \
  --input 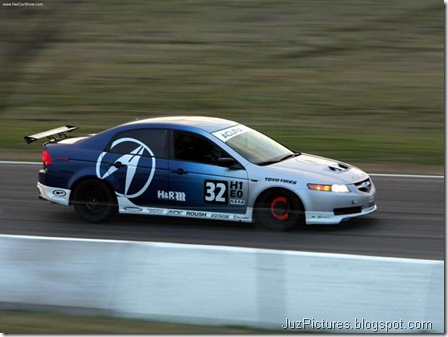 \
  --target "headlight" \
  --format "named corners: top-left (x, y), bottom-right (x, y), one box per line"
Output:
top-left (307, 183), bottom-right (350, 193)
